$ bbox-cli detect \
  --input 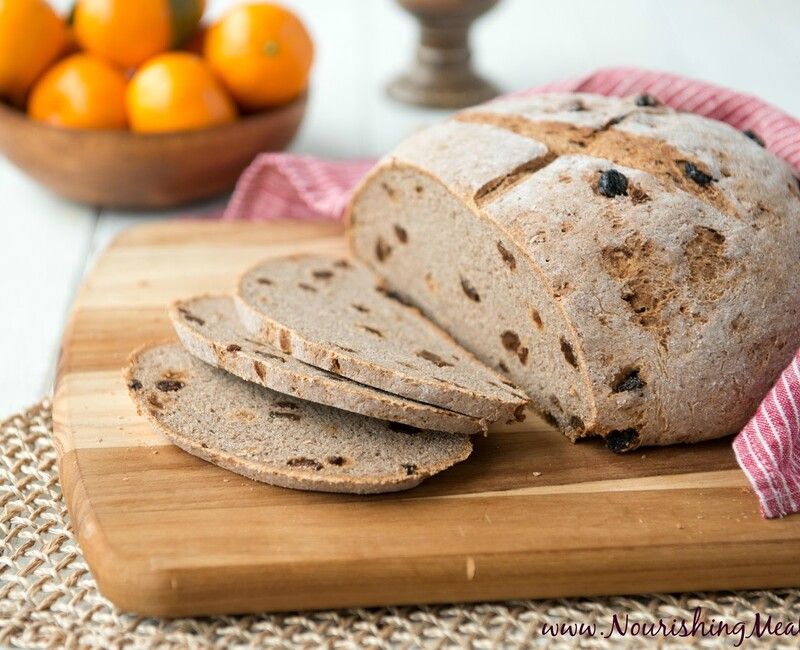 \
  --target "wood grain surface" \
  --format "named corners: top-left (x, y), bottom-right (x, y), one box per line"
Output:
top-left (53, 220), bottom-right (800, 616)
